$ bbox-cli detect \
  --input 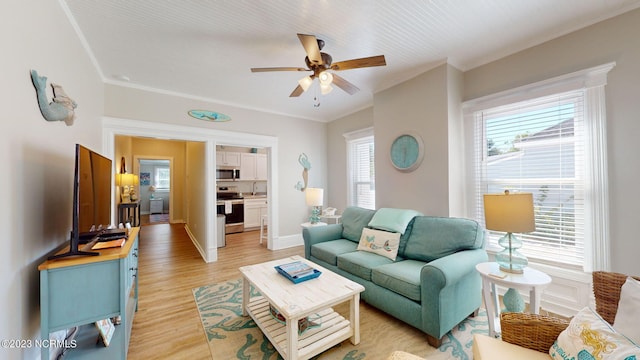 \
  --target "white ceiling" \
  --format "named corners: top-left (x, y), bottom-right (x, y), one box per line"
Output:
top-left (61, 0), bottom-right (640, 122)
